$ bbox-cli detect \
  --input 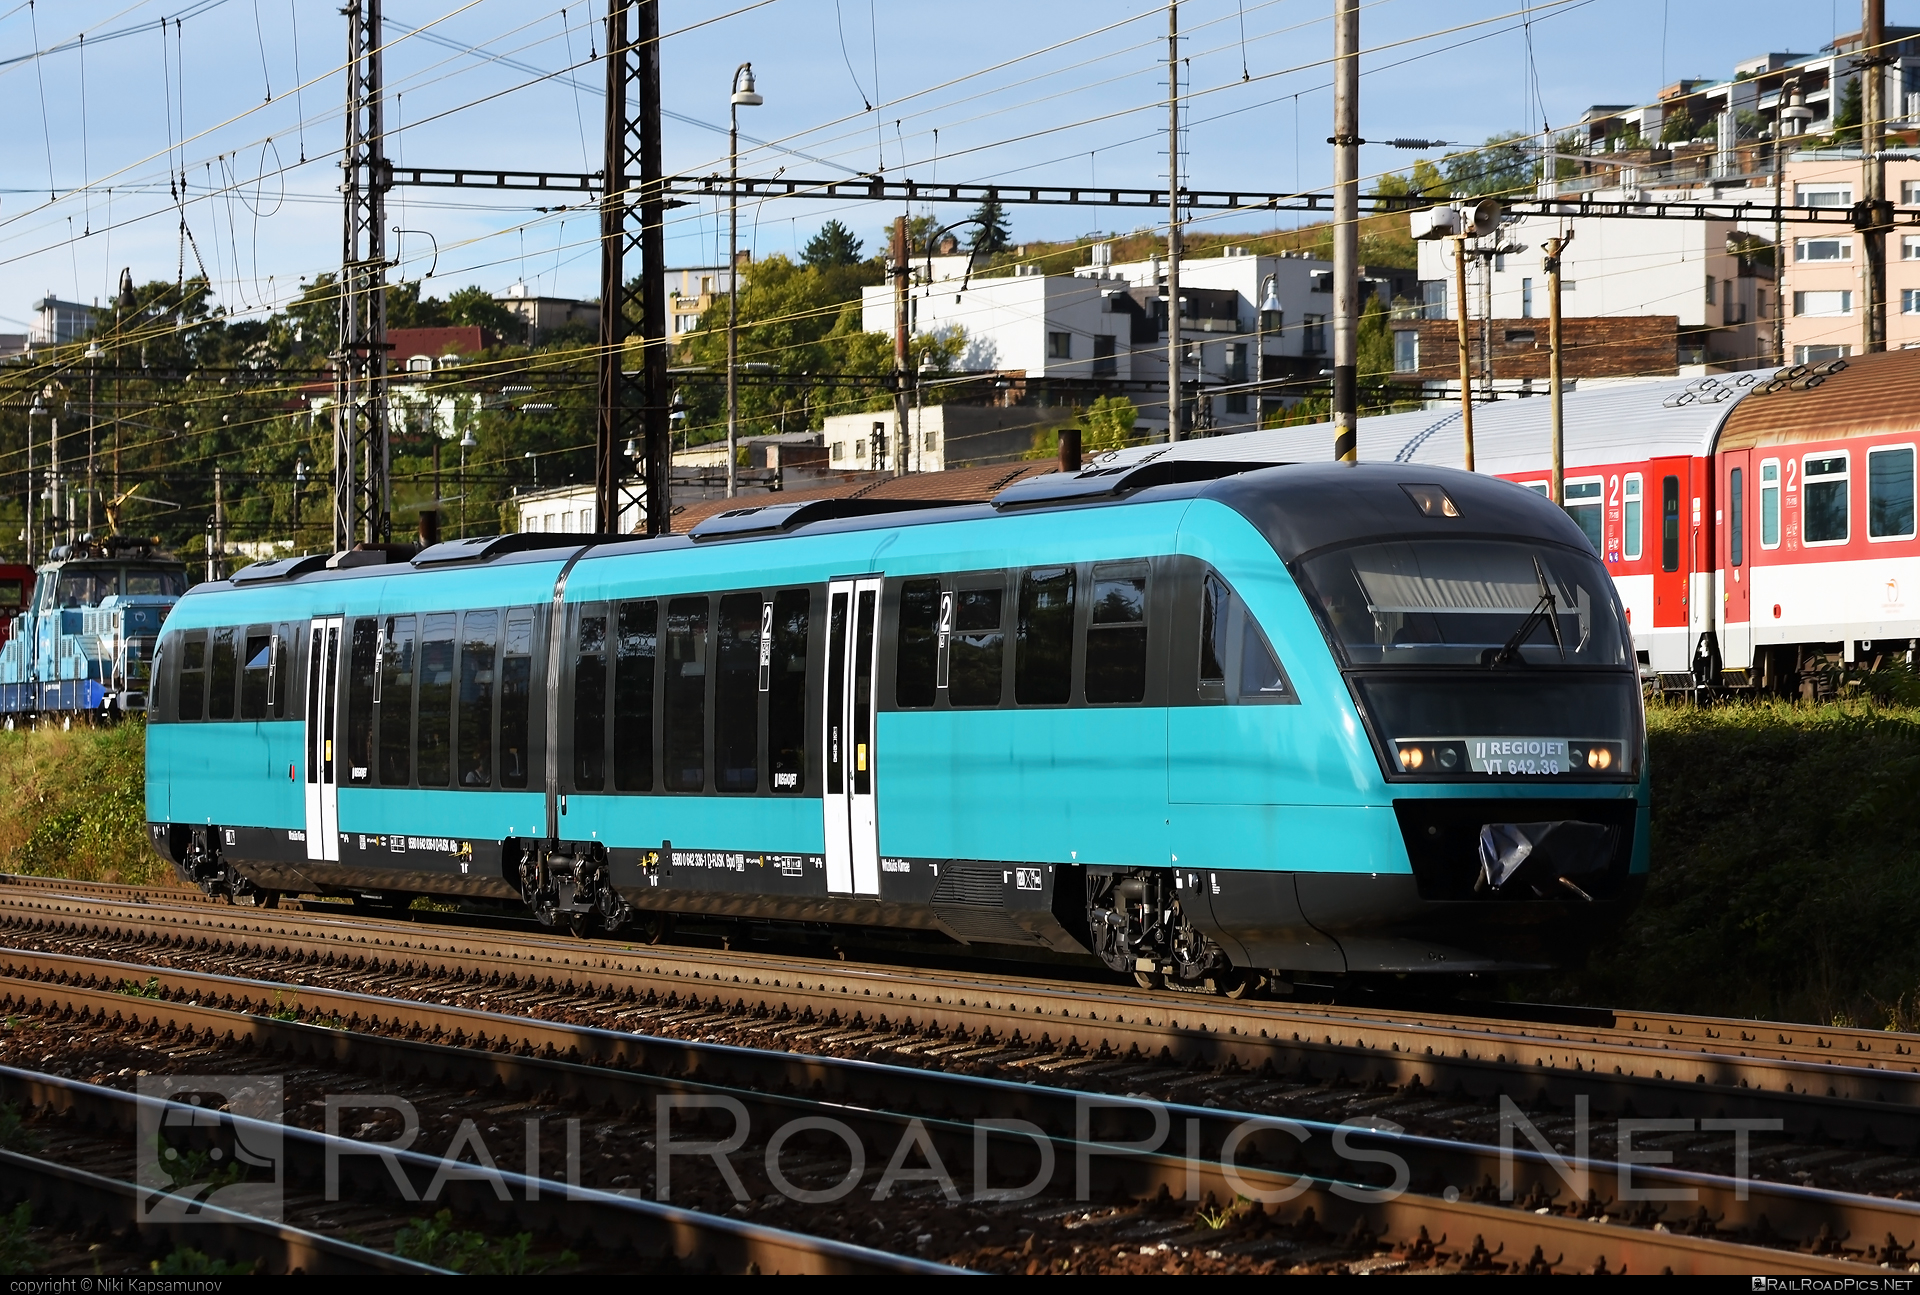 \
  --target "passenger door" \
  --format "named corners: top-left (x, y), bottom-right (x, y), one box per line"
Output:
top-left (1650, 456), bottom-right (1690, 637)
top-left (1721, 450), bottom-right (1752, 666)
top-left (822, 577), bottom-right (882, 896)
top-left (304, 616), bottom-right (342, 862)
